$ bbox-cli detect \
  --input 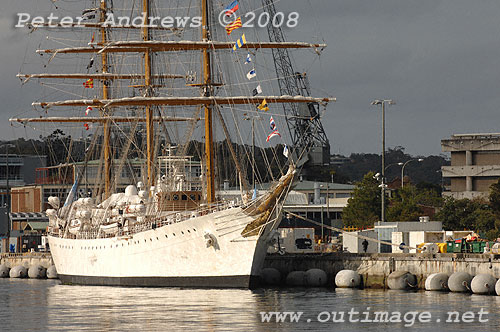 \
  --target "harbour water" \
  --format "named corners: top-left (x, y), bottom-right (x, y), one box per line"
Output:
top-left (1, 279), bottom-right (499, 331)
